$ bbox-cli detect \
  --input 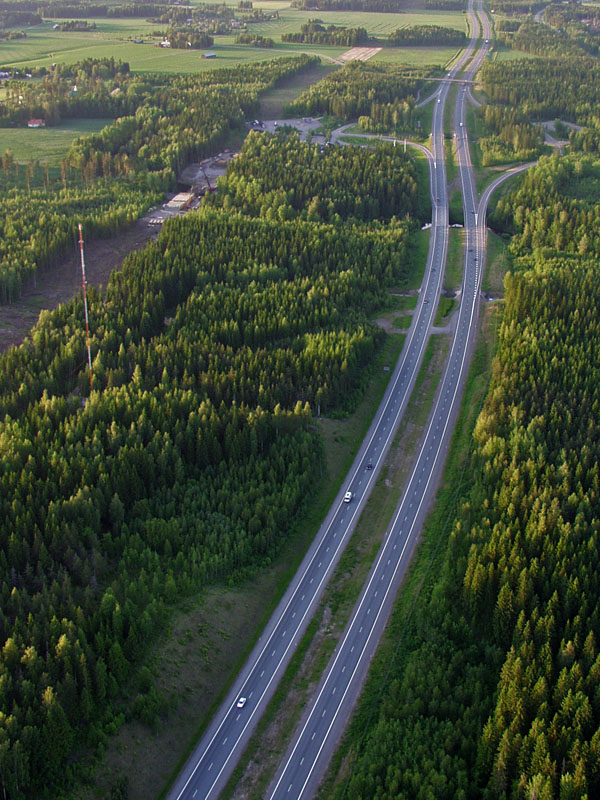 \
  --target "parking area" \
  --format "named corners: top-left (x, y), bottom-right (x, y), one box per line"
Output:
top-left (250, 117), bottom-right (325, 142)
